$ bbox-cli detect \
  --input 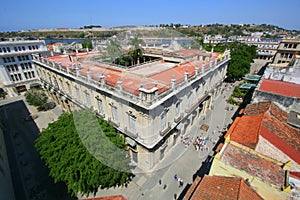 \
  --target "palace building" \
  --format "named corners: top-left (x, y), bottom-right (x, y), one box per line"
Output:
top-left (33, 48), bottom-right (230, 171)
top-left (0, 39), bottom-right (49, 96)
